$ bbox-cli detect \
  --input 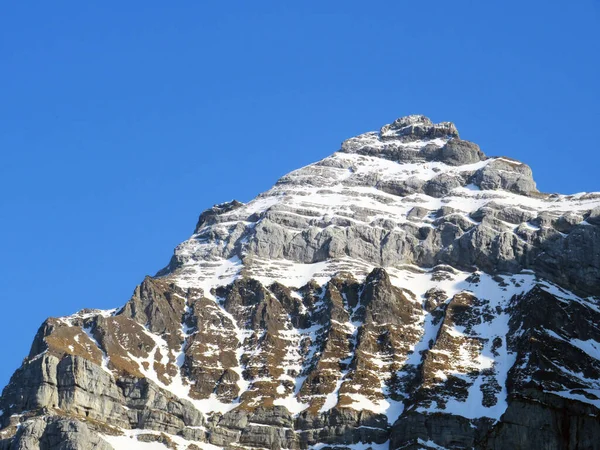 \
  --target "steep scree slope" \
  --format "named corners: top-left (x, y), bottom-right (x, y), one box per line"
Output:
top-left (1, 115), bottom-right (600, 450)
